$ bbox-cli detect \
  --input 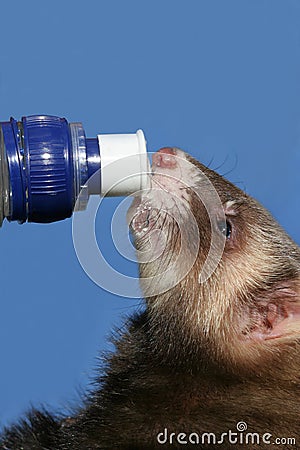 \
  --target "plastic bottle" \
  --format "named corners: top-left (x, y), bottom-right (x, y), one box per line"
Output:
top-left (0, 115), bottom-right (150, 225)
